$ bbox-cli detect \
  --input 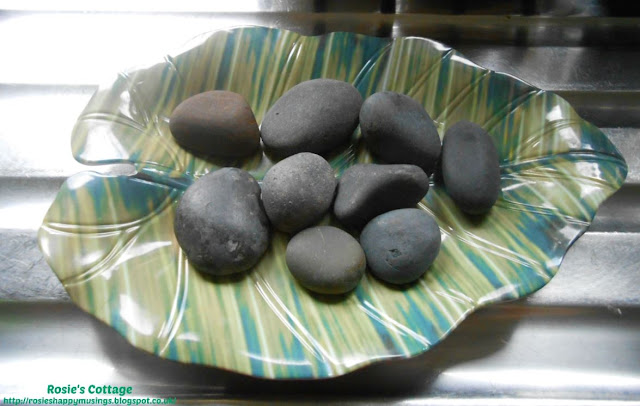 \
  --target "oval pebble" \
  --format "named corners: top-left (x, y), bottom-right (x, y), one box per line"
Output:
top-left (261, 152), bottom-right (337, 233)
top-left (260, 79), bottom-right (363, 158)
top-left (170, 91), bottom-right (260, 158)
top-left (360, 209), bottom-right (441, 285)
top-left (286, 226), bottom-right (366, 295)
top-left (334, 164), bottom-right (430, 229)
top-left (441, 120), bottom-right (501, 214)
top-left (360, 91), bottom-right (441, 175)
top-left (174, 168), bottom-right (270, 276)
